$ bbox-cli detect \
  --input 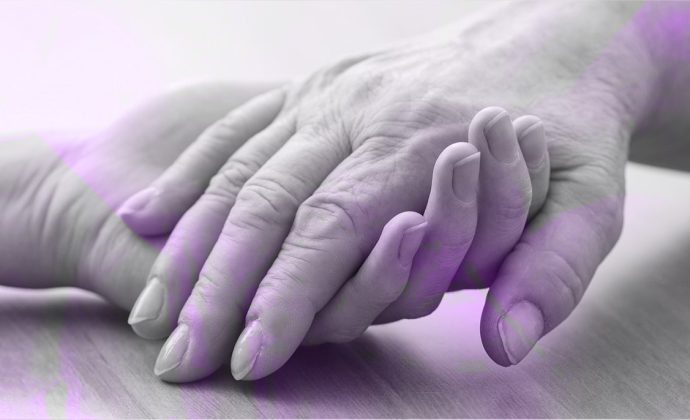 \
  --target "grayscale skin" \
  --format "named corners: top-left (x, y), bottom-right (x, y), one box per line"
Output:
top-left (120, 0), bottom-right (682, 382)
top-left (3, 0), bottom-right (689, 384)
